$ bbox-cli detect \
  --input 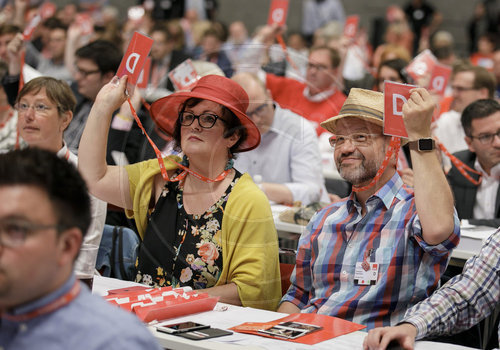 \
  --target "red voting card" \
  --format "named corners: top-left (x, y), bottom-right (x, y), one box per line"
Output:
top-left (23, 15), bottom-right (41, 40)
top-left (267, 0), bottom-right (289, 26)
top-left (75, 13), bottom-right (94, 36)
top-left (343, 15), bottom-right (359, 39)
top-left (428, 62), bottom-right (452, 96)
top-left (137, 57), bottom-right (151, 89)
top-left (168, 59), bottom-right (199, 91)
top-left (384, 81), bottom-right (418, 138)
top-left (39, 2), bottom-right (56, 20)
top-left (405, 49), bottom-right (436, 83)
top-left (231, 313), bottom-right (365, 345)
top-left (117, 31), bottom-right (154, 94)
